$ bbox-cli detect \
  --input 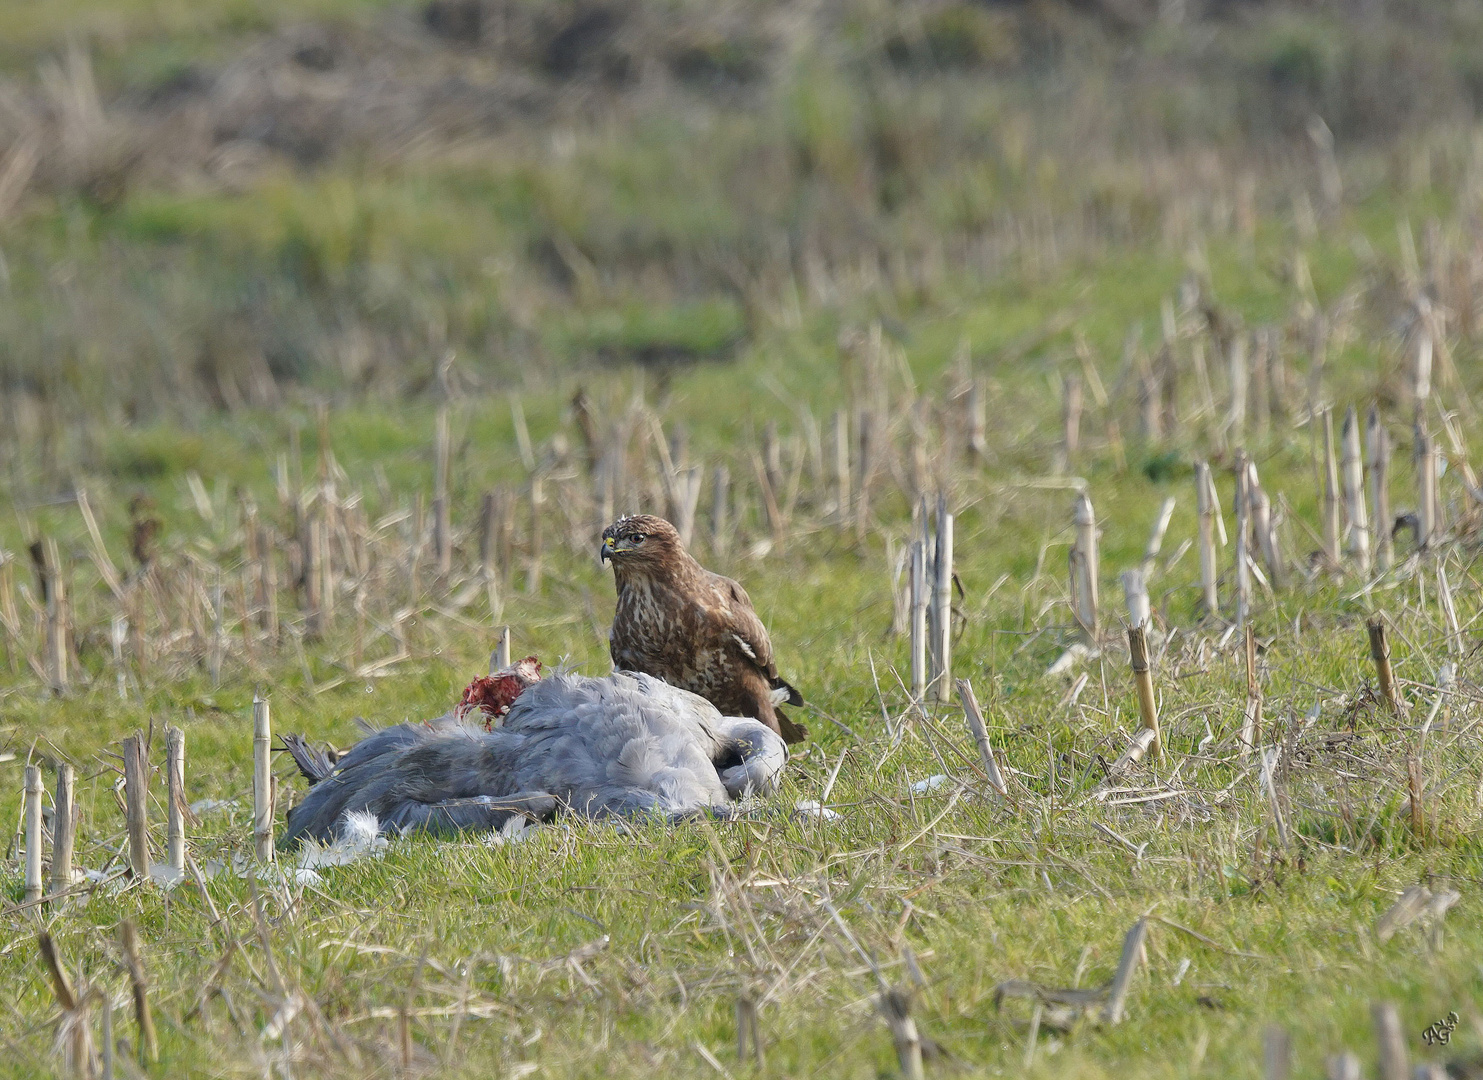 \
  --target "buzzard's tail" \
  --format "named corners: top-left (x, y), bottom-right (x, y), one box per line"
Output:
top-left (773, 707), bottom-right (809, 744)
top-left (769, 676), bottom-right (804, 708)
